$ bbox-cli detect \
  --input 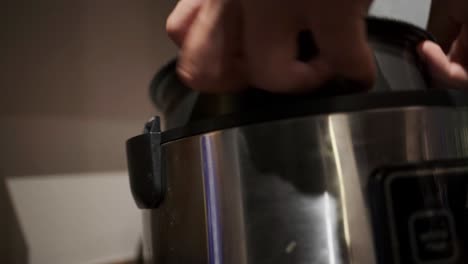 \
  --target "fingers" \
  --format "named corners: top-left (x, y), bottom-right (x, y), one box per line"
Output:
top-left (418, 40), bottom-right (468, 88)
top-left (176, 0), bottom-right (246, 92)
top-left (169, 0), bottom-right (376, 93)
top-left (241, 2), bottom-right (329, 92)
top-left (313, 16), bottom-right (376, 88)
top-left (428, 0), bottom-right (461, 52)
top-left (446, 0), bottom-right (468, 24)
top-left (166, 0), bottom-right (204, 47)
top-left (426, 0), bottom-right (468, 88)
top-left (242, 1), bottom-right (375, 92)
top-left (449, 26), bottom-right (468, 67)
